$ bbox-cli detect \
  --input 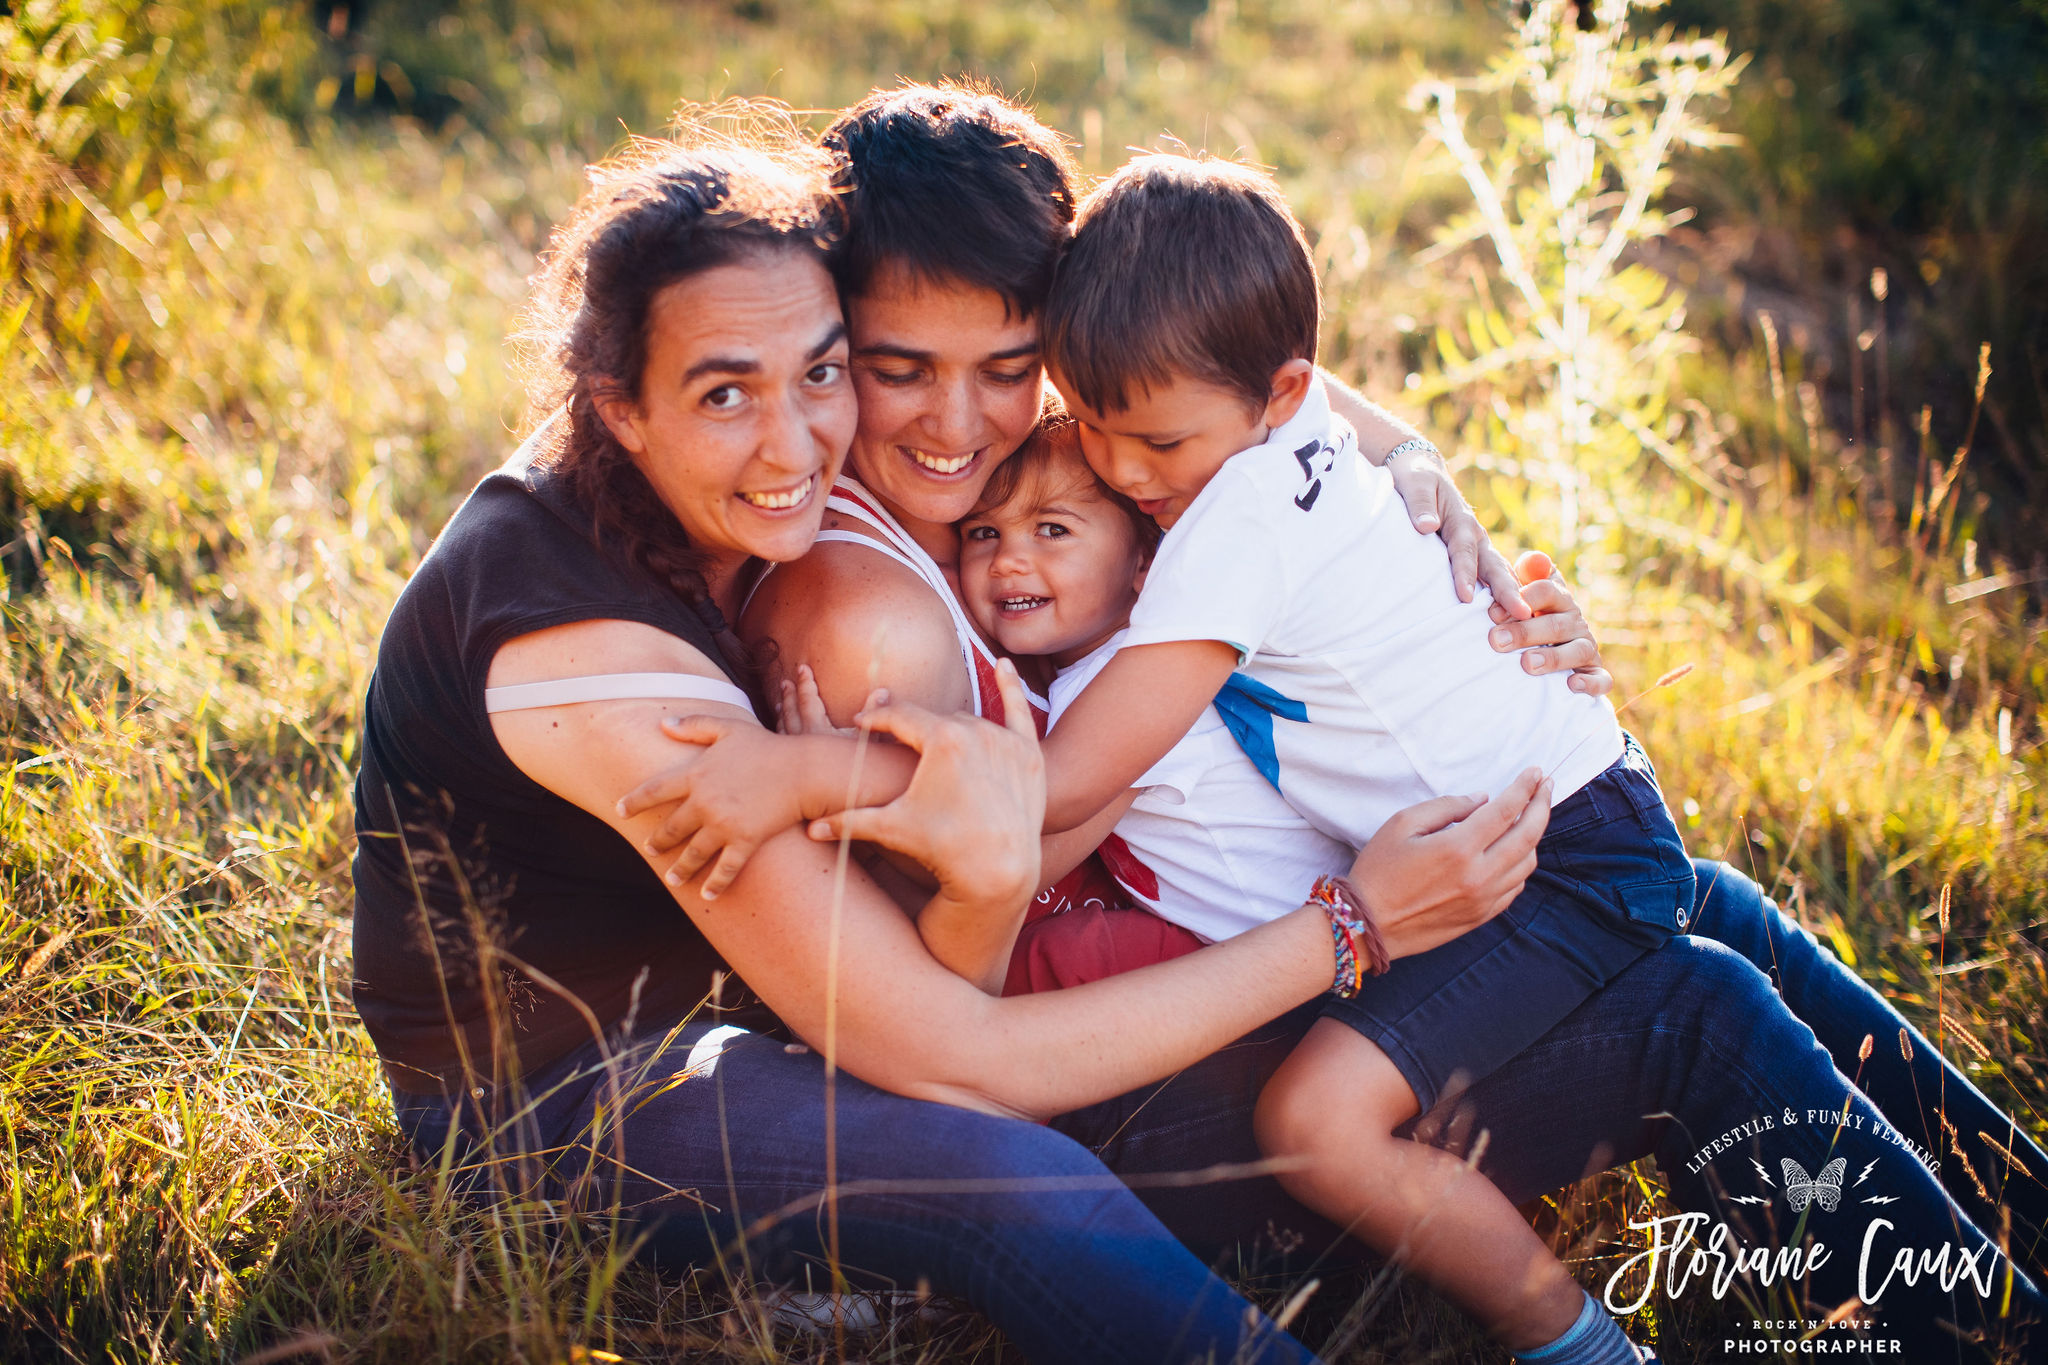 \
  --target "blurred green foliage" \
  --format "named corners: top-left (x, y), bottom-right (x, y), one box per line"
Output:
top-left (1662, 0), bottom-right (2048, 532)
